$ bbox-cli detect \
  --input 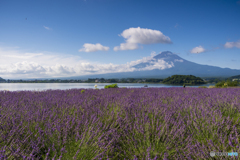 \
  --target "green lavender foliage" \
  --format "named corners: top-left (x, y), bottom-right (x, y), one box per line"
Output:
top-left (198, 86), bottom-right (207, 88)
top-left (104, 84), bottom-right (119, 89)
top-left (215, 80), bottom-right (239, 87)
